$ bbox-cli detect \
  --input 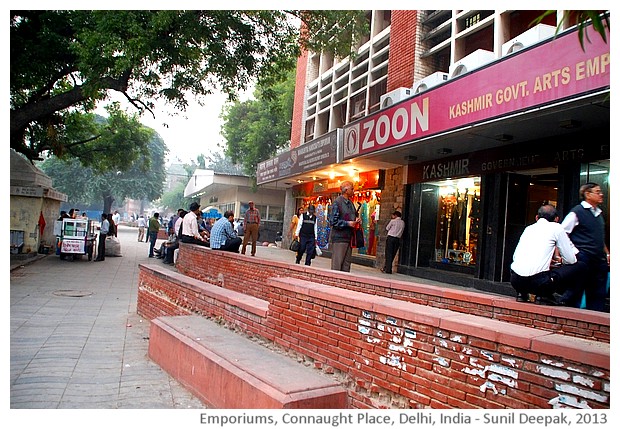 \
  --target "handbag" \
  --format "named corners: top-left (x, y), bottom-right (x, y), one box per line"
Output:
top-left (350, 202), bottom-right (365, 248)
top-left (351, 225), bottom-right (365, 248)
top-left (289, 238), bottom-right (299, 252)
